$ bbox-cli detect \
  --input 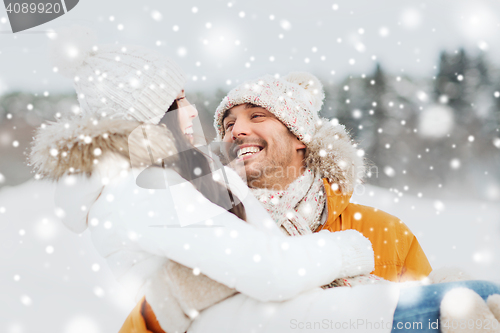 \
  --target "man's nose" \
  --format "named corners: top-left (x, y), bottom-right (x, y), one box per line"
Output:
top-left (231, 119), bottom-right (251, 140)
